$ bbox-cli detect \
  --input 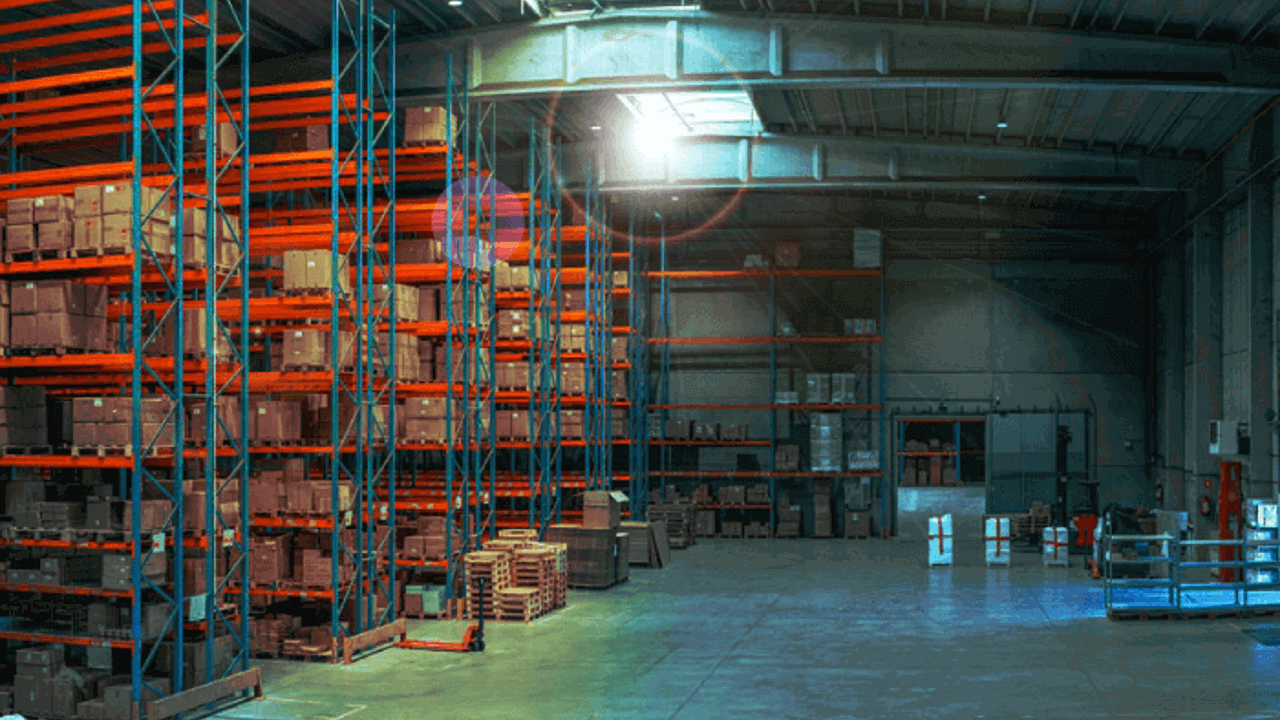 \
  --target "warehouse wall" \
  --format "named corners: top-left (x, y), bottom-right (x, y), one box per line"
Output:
top-left (654, 255), bottom-right (1149, 513)
top-left (885, 259), bottom-right (1148, 507)
top-left (1151, 112), bottom-right (1279, 530)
